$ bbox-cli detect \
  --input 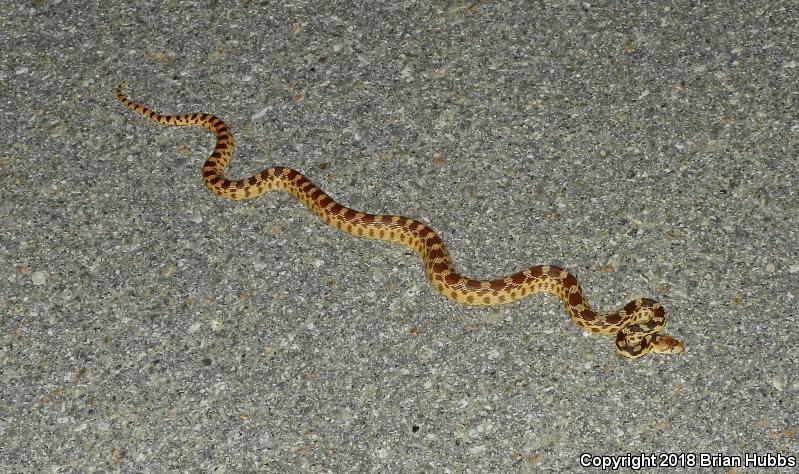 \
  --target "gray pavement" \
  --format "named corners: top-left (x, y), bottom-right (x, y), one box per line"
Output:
top-left (2, 1), bottom-right (797, 472)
